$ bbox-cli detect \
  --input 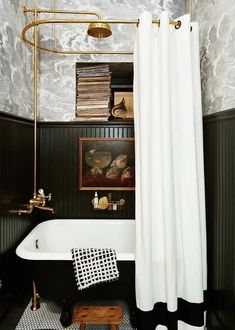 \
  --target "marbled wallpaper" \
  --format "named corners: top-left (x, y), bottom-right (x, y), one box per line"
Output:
top-left (191, 0), bottom-right (235, 114)
top-left (36, 0), bottom-right (185, 121)
top-left (2, 1), bottom-right (234, 119)
top-left (0, 0), bottom-right (34, 119)
top-left (0, 1), bottom-right (186, 121)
